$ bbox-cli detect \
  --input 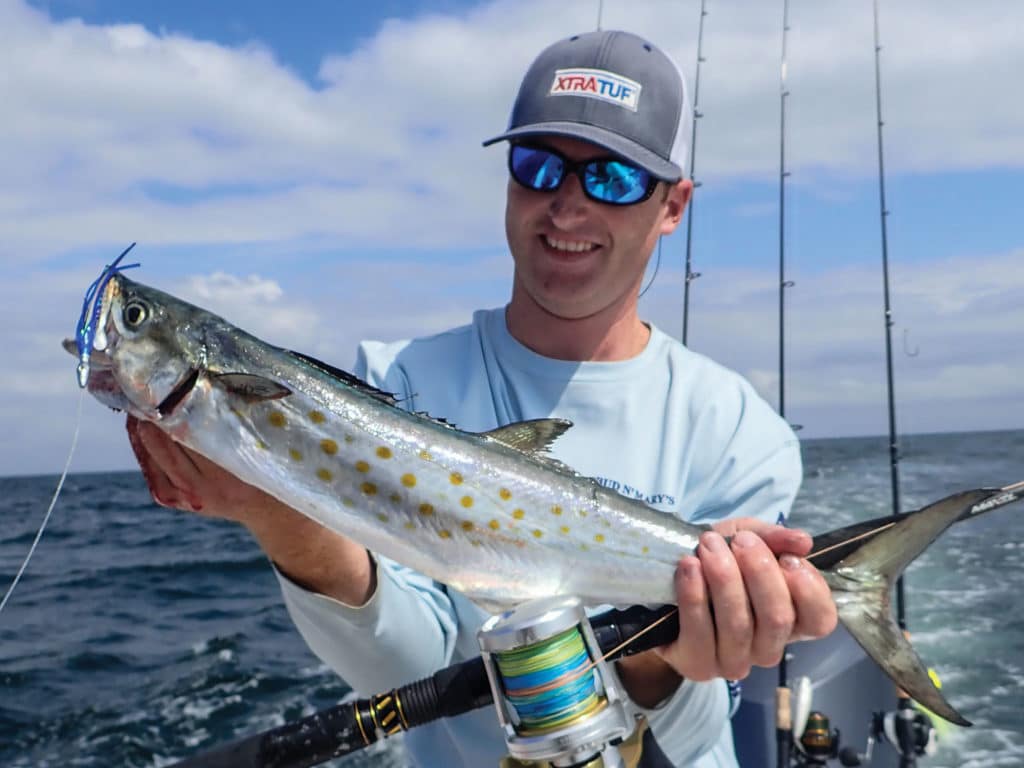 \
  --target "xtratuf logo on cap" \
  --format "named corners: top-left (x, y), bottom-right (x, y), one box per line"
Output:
top-left (549, 68), bottom-right (642, 112)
